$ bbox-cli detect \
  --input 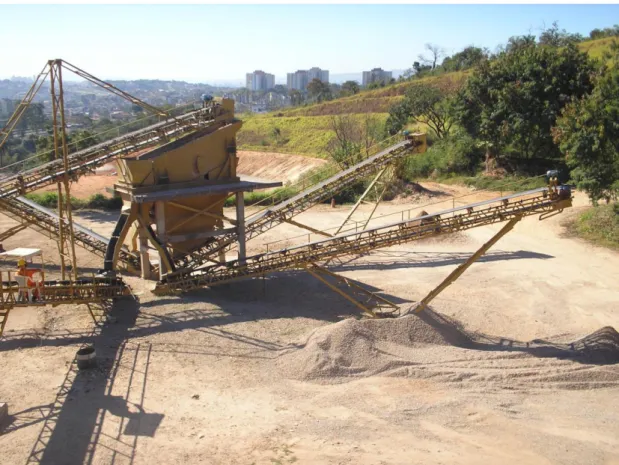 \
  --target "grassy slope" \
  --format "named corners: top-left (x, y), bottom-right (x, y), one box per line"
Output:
top-left (578, 37), bottom-right (617, 60)
top-left (237, 112), bottom-right (389, 157)
top-left (568, 204), bottom-right (619, 251)
top-left (237, 38), bottom-right (616, 158)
